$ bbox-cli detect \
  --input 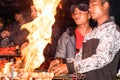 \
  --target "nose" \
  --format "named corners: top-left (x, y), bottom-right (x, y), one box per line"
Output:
top-left (89, 5), bottom-right (93, 14)
top-left (89, 5), bottom-right (91, 12)
top-left (88, 8), bottom-right (91, 12)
